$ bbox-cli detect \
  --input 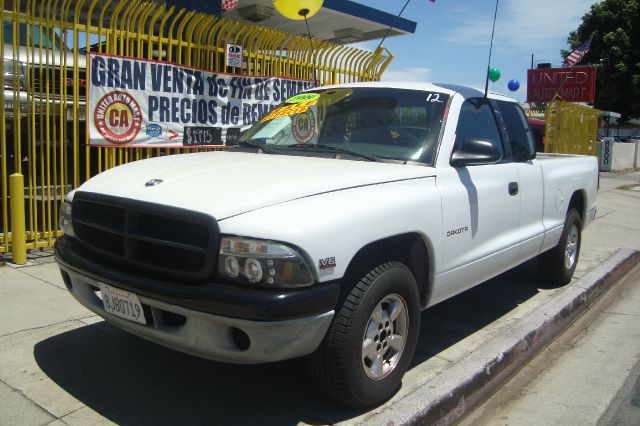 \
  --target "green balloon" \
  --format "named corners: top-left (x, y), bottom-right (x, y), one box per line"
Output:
top-left (489, 67), bottom-right (501, 82)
